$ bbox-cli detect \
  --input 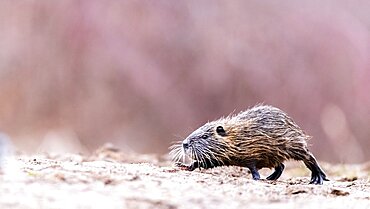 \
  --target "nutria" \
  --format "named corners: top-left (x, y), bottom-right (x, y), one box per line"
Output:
top-left (170, 105), bottom-right (328, 185)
